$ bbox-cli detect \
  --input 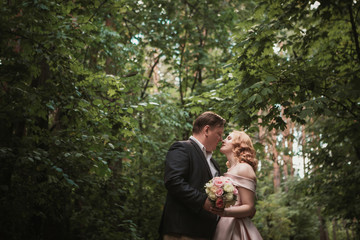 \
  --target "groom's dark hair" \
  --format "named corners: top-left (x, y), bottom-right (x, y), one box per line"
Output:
top-left (192, 111), bottom-right (226, 134)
